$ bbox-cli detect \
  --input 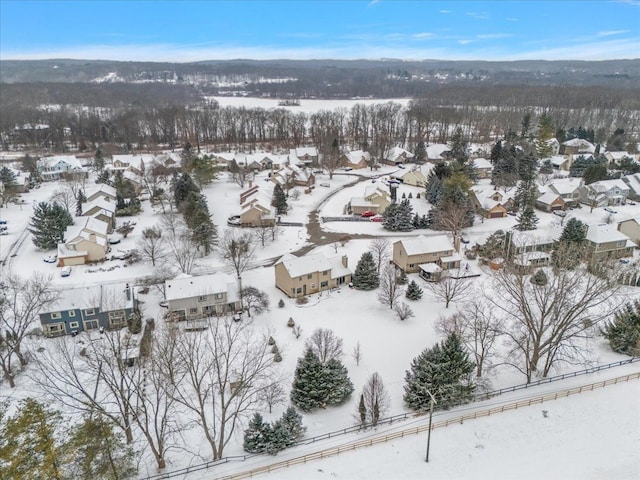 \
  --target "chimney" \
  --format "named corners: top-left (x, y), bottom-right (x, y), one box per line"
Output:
top-left (454, 236), bottom-right (461, 253)
top-left (341, 255), bottom-right (348, 268)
